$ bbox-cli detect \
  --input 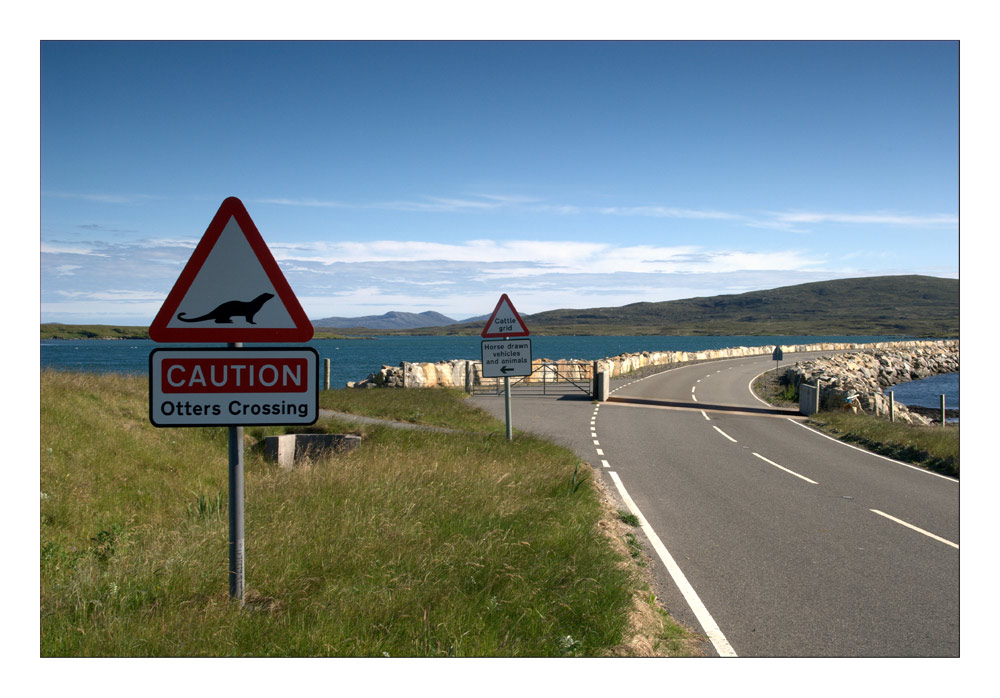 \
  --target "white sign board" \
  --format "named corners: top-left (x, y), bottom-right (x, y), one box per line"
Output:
top-left (481, 339), bottom-right (533, 378)
top-left (149, 347), bottom-right (319, 427)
